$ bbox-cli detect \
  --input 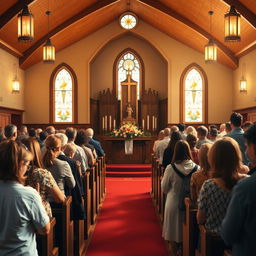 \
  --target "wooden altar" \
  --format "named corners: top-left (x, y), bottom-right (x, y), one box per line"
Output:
top-left (101, 136), bottom-right (155, 164)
